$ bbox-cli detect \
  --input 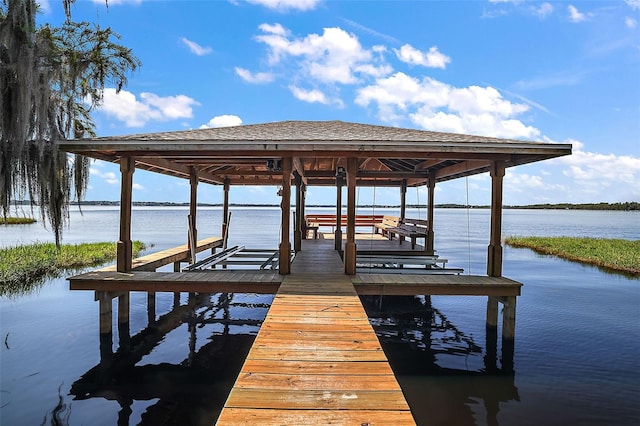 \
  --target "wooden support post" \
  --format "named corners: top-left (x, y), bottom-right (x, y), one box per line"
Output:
top-left (173, 262), bottom-right (181, 272)
top-left (222, 178), bottom-right (230, 242)
top-left (502, 296), bottom-right (517, 340)
top-left (400, 180), bottom-right (407, 222)
top-left (301, 184), bottom-right (307, 239)
top-left (148, 292), bottom-right (156, 325)
top-left (188, 167), bottom-right (198, 262)
top-left (484, 318), bottom-right (498, 374)
top-left (487, 161), bottom-right (505, 277)
top-left (97, 291), bottom-right (113, 366)
top-left (294, 173), bottom-right (302, 252)
top-left (117, 157), bottom-right (135, 272)
top-left (501, 295), bottom-right (516, 374)
top-left (486, 295), bottom-right (499, 329)
top-left (426, 174), bottom-right (435, 255)
top-left (98, 291), bottom-right (113, 336)
top-left (344, 158), bottom-right (358, 275)
top-left (335, 176), bottom-right (343, 251)
top-left (117, 292), bottom-right (130, 350)
top-left (279, 157), bottom-right (292, 275)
